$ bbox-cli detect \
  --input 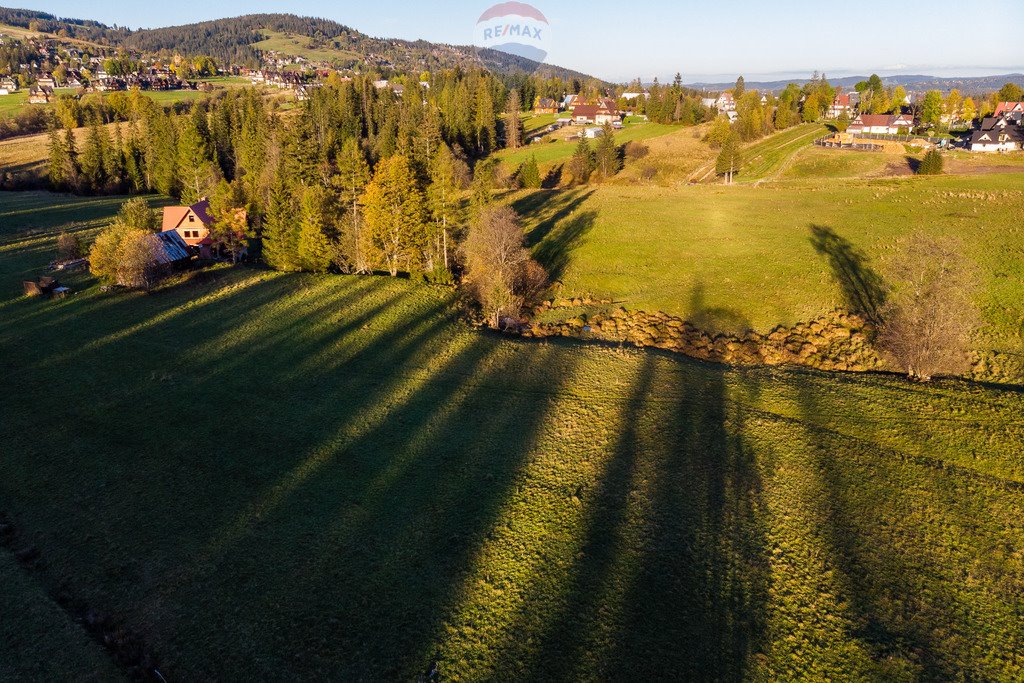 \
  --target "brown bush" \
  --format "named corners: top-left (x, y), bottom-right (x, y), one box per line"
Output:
top-left (56, 231), bottom-right (83, 261)
top-left (623, 141), bottom-right (650, 162)
top-left (878, 233), bottom-right (980, 380)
